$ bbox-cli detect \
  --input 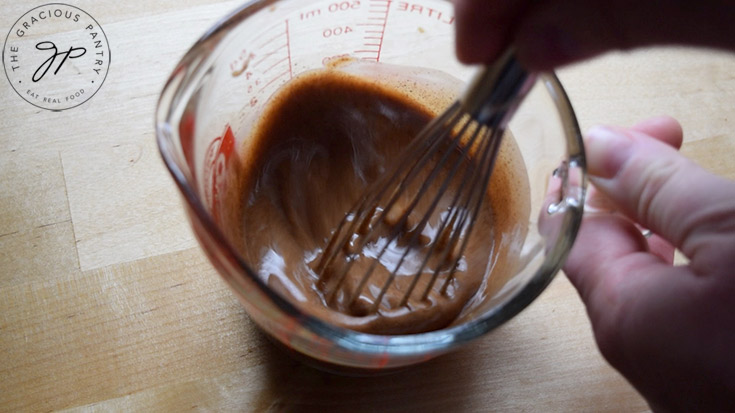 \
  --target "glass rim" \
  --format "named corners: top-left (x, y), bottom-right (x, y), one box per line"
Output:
top-left (155, 0), bottom-right (587, 358)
